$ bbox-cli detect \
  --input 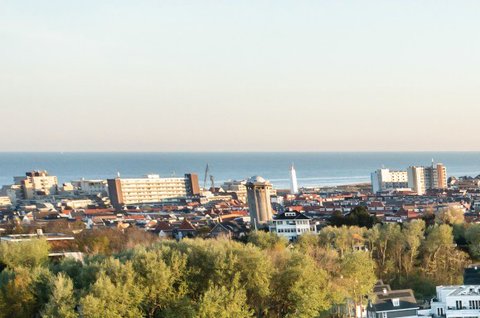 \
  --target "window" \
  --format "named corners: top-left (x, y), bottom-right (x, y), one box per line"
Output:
top-left (456, 300), bottom-right (462, 310)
